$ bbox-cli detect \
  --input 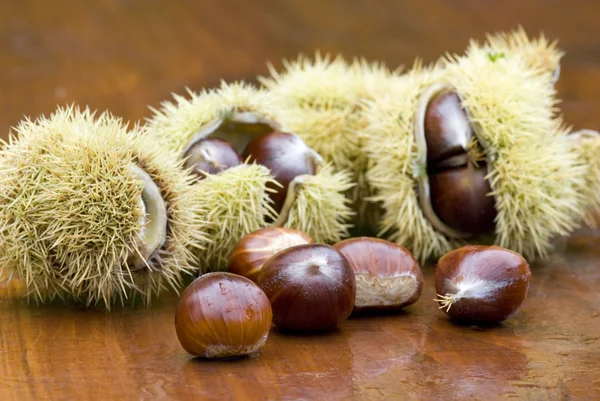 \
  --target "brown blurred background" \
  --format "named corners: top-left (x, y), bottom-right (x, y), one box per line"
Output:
top-left (1, 0), bottom-right (599, 138)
